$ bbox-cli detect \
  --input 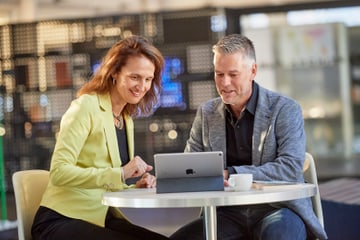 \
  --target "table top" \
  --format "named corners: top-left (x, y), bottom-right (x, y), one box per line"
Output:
top-left (102, 183), bottom-right (316, 208)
